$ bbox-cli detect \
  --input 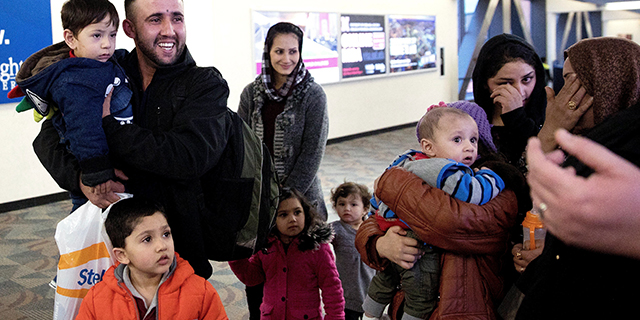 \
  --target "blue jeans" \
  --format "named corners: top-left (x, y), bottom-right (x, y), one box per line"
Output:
top-left (69, 192), bottom-right (87, 213)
